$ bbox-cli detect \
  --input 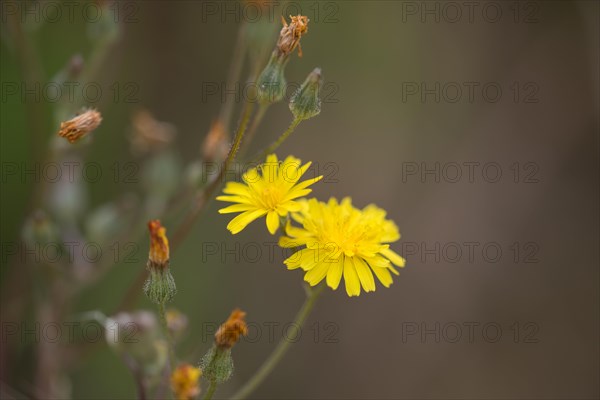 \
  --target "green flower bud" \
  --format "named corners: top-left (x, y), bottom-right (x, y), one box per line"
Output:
top-left (289, 68), bottom-right (323, 121)
top-left (257, 53), bottom-right (288, 105)
top-left (143, 266), bottom-right (177, 305)
top-left (201, 346), bottom-right (234, 384)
